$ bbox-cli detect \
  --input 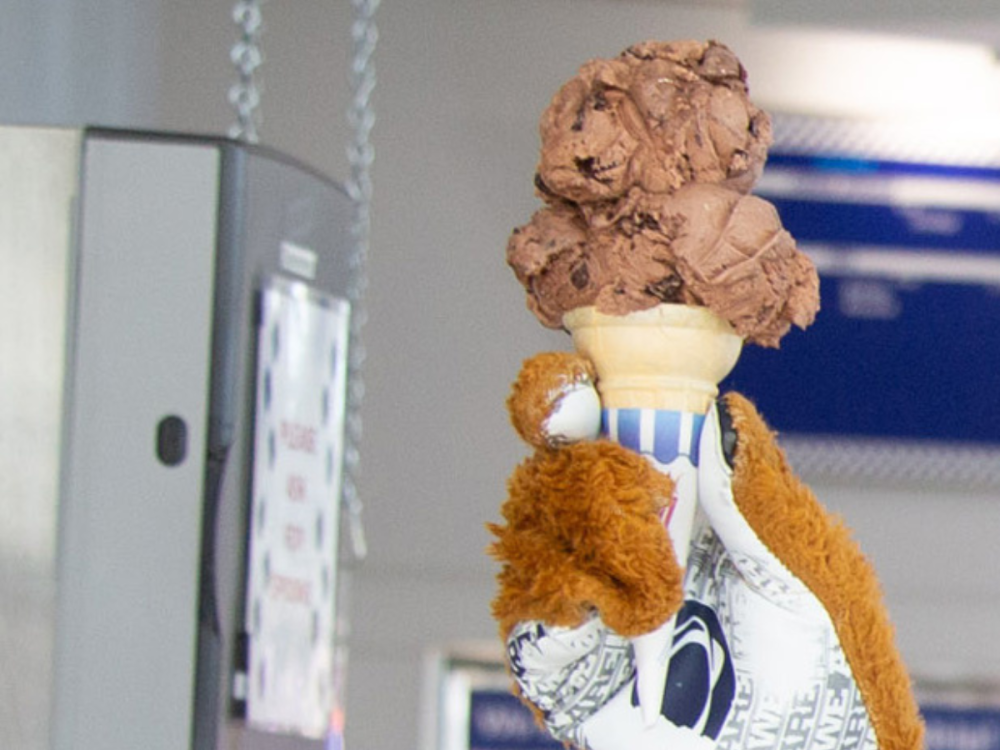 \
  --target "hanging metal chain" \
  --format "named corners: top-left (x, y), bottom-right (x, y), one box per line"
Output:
top-left (341, 0), bottom-right (380, 562)
top-left (228, 0), bottom-right (265, 143)
top-left (223, 0), bottom-right (377, 559)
